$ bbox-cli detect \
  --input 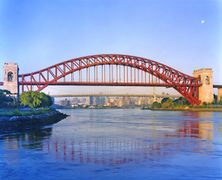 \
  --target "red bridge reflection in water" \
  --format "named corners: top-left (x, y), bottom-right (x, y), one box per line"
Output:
top-left (43, 120), bottom-right (213, 166)
top-left (43, 137), bottom-right (172, 165)
top-left (0, 113), bottom-right (214, 166)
